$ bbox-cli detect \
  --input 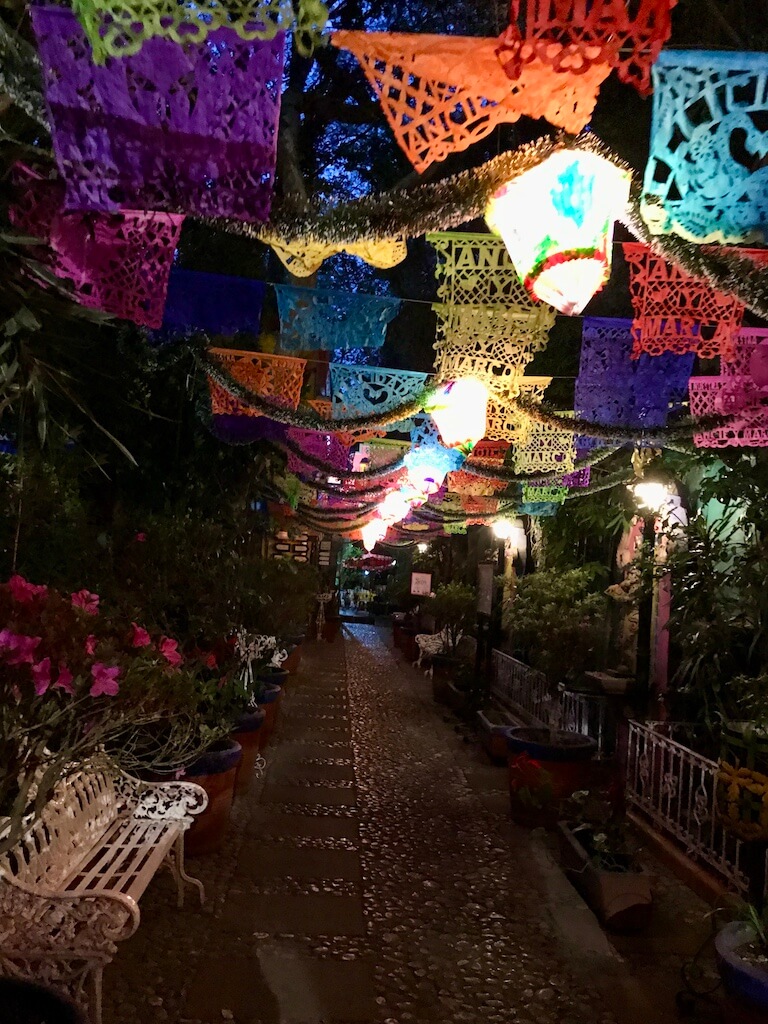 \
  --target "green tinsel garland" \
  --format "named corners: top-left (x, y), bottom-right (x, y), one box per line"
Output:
top-left (212, 132), bottom-right (768, 319)
top-left (0, 21), bottom-right (48, 128)
top-left (203, 354), bottom-right (437, 432)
